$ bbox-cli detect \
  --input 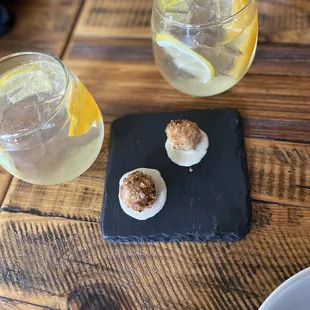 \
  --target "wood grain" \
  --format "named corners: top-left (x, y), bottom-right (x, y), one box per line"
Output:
top-left (0, 206), bottom-right (309, 309)
top-left (73, 0), bottom-right (310, 45)
top-left (62, 58), bottom-right (310, 142)
top-left (1, 177), bottom-right (103, 223)
top-left (64, 39), bottom-right (310, 142)
top-left (66, 38), bottom-right (154, 62)
top-left (1, 0), bottom-right (310, 308)
top-left (246, 139), bottom-right (310, 207)
top-left (258, 0), bottom-right (310, 43)
top-left (75, 0), bottom-right (152, 38)
top-left (66, 37), bottom-right (310, 77)
top-left (0, 296), bottom-right (50, 310)
top-left (252, 43), bottom-right (310, 77)
top-left (2, 122), bottom-right (309, 221)
top-left (0, 0), bottom-right (83, 57)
